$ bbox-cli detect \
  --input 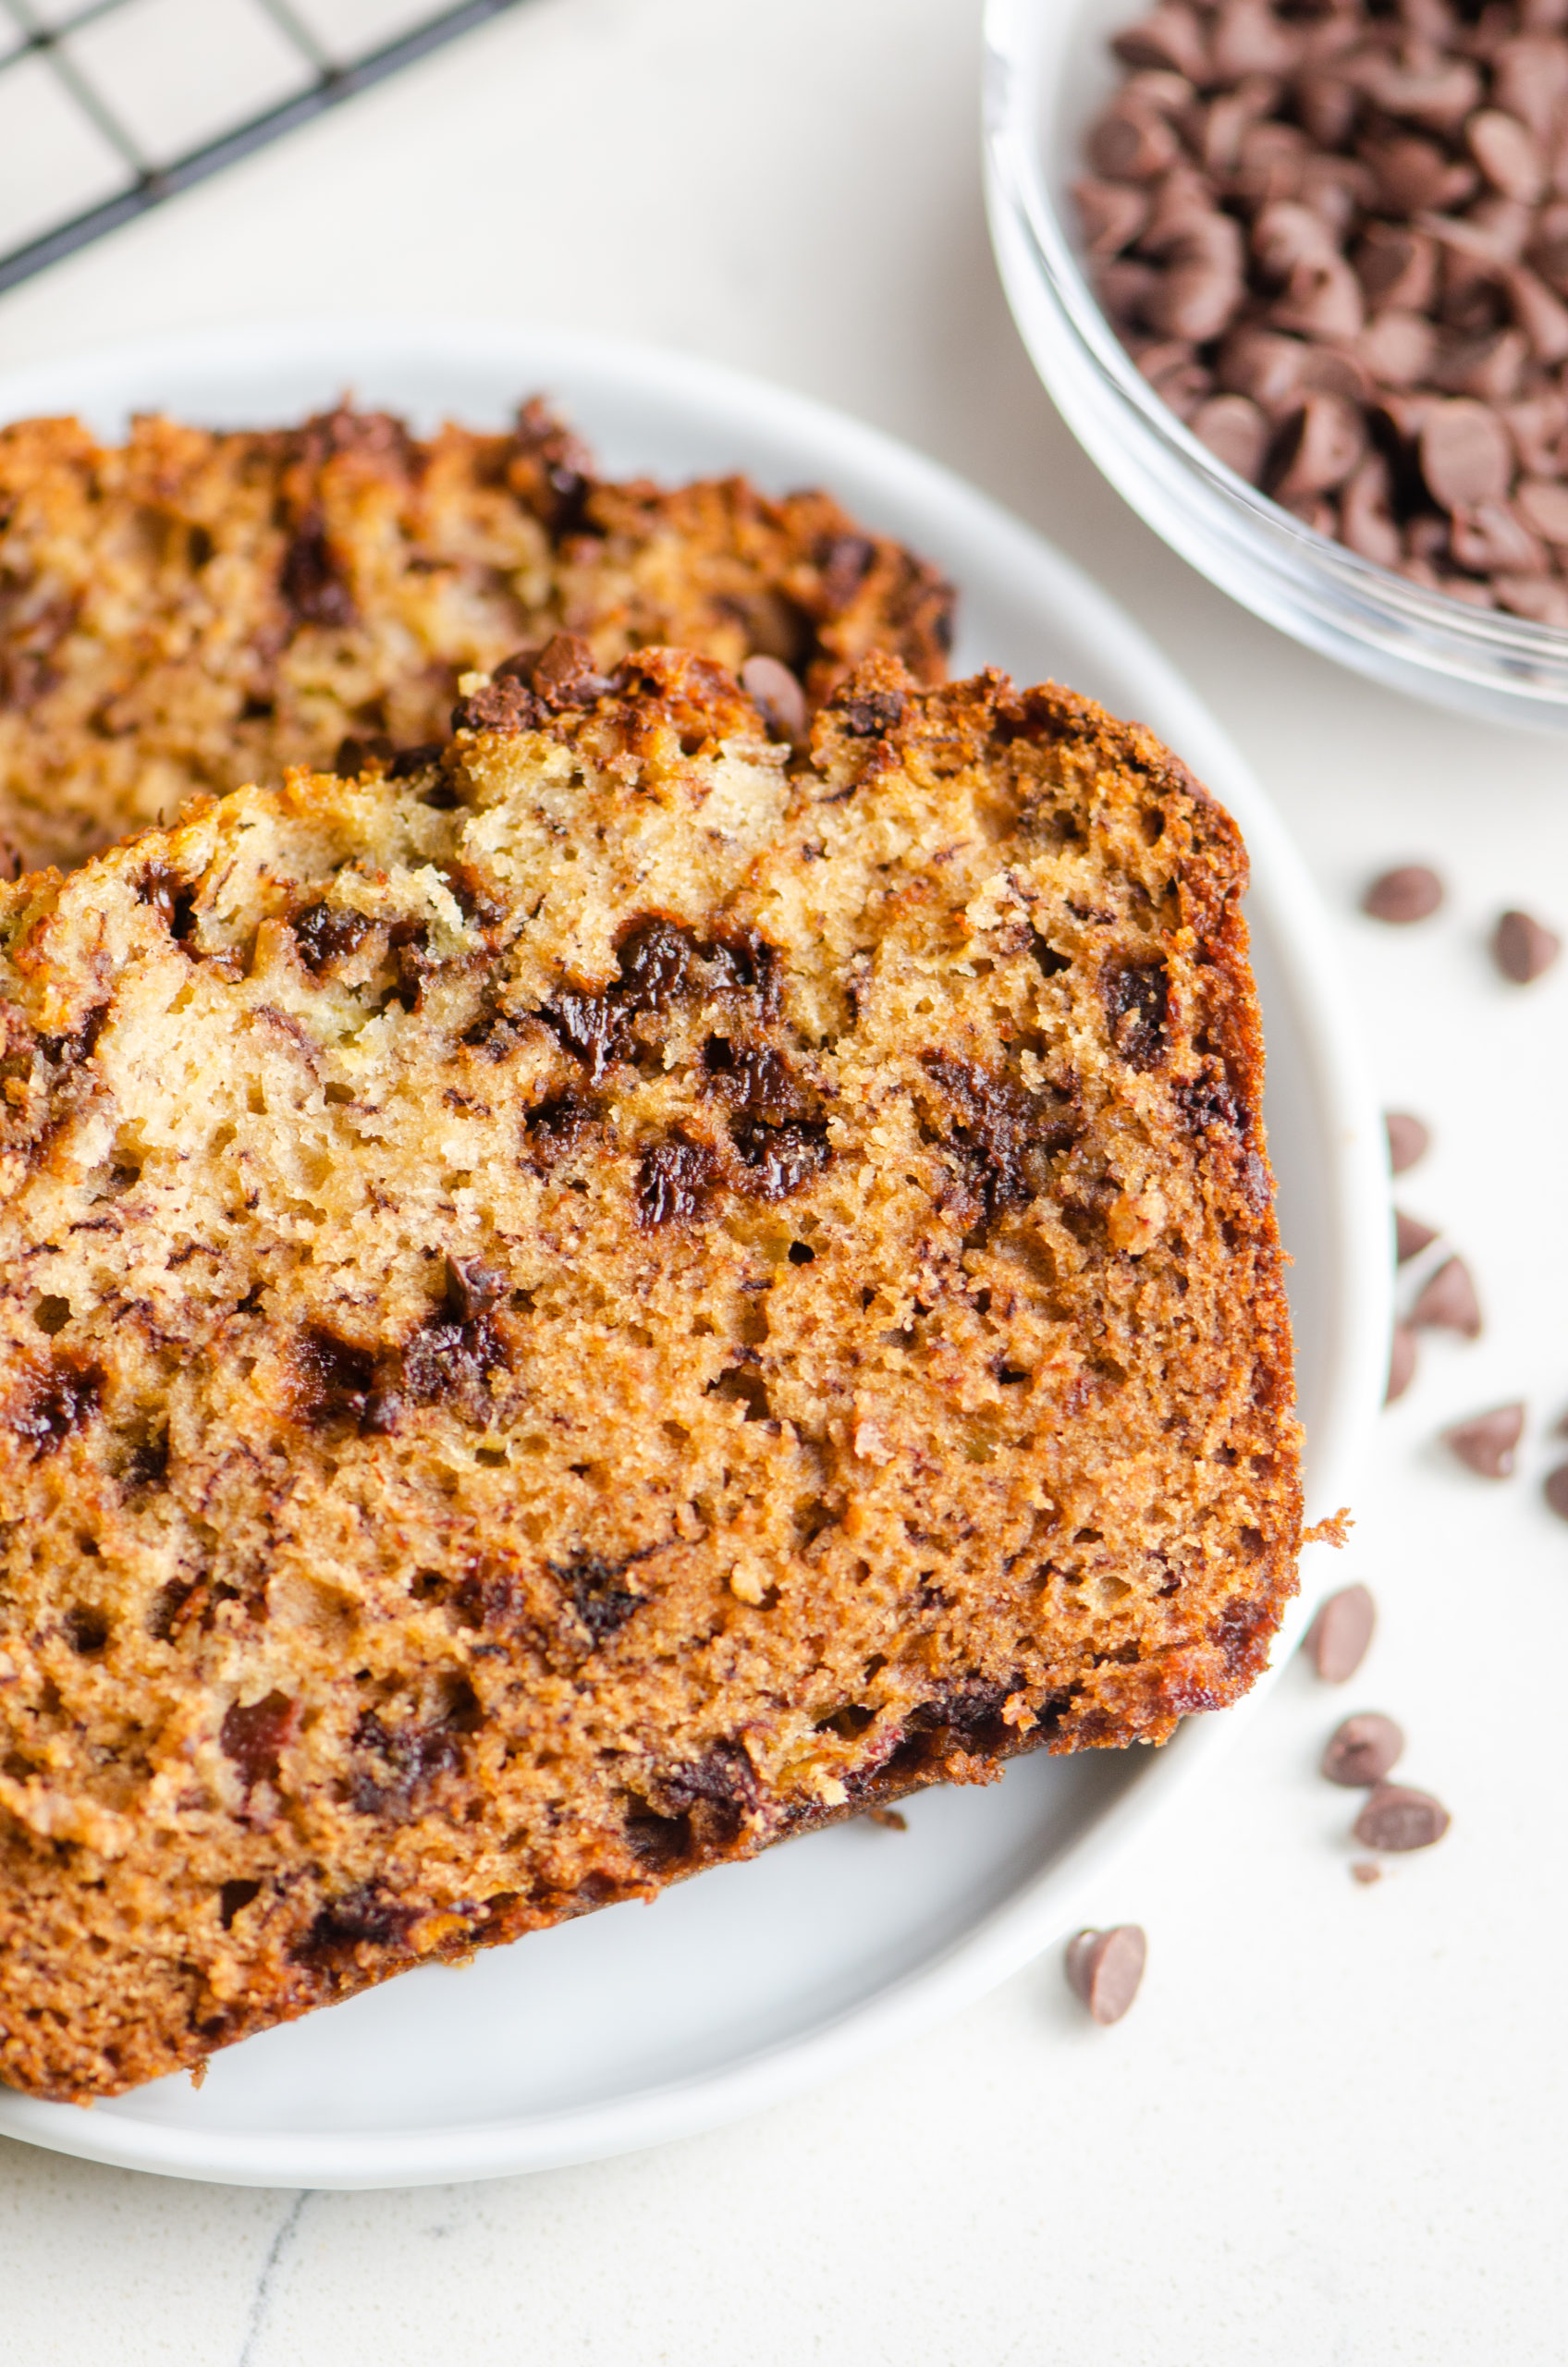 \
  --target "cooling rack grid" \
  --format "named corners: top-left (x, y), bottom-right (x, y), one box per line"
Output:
top-left (0, 0), bottom-right (533, 295)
